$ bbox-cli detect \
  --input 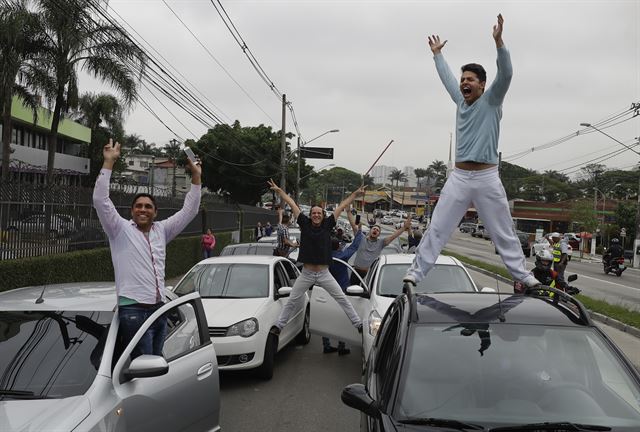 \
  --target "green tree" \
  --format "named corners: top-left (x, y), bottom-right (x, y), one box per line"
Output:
top-left (615, 200), bottom-right (638, 244)
top-left (193, 121), bottom-right (294, 205)
top-left (388, 168), bottom-right (407, 209)
top-left (414, 167), bottom-right (428, 191)
top-left (71, 92), bottom-right (126, 185)
top-left (570, 199), bottom-right (599, 233)
top-left (35, 0), bottom-right (145, 184)
top-left (0, 1), bottom-right (50, 181)
top-left (428, 160), bottom-right (447, 190)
